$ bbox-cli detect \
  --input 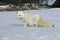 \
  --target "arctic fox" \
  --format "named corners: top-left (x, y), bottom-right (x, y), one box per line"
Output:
top-left (17, 11), bottom-right (54, 28)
